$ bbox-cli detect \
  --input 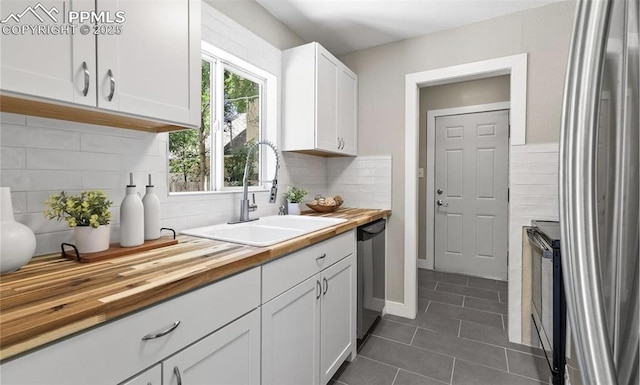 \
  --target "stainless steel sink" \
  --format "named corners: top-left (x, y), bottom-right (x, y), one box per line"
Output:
top-left (181, 215), bottom-right (347, 246)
